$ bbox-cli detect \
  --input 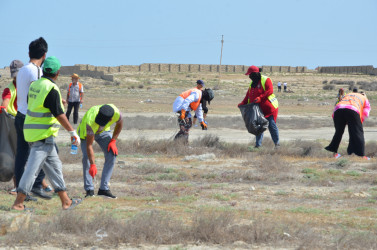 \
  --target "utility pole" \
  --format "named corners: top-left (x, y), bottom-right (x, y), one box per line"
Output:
top-left (219, 35), bottom-right (224, 84)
